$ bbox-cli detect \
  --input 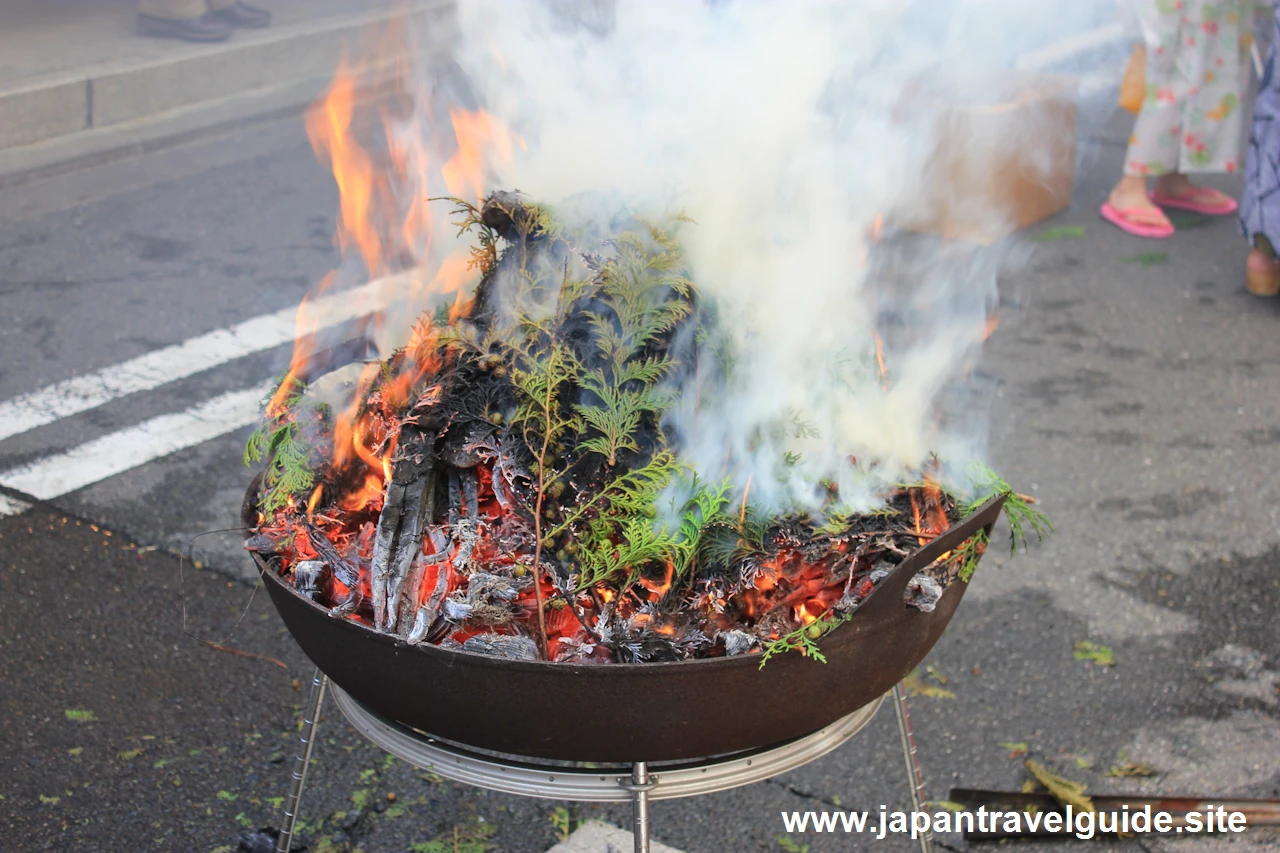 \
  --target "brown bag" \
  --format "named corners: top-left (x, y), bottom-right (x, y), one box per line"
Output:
top-left (1119, 42), bottom-right (1146, 114)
